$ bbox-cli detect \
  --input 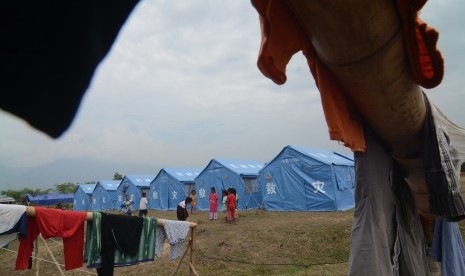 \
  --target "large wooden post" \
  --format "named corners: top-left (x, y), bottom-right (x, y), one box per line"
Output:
top-left (282, 0), bottom-right (435, 243)
top-left (189, 226), bottom-right (198, 276)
